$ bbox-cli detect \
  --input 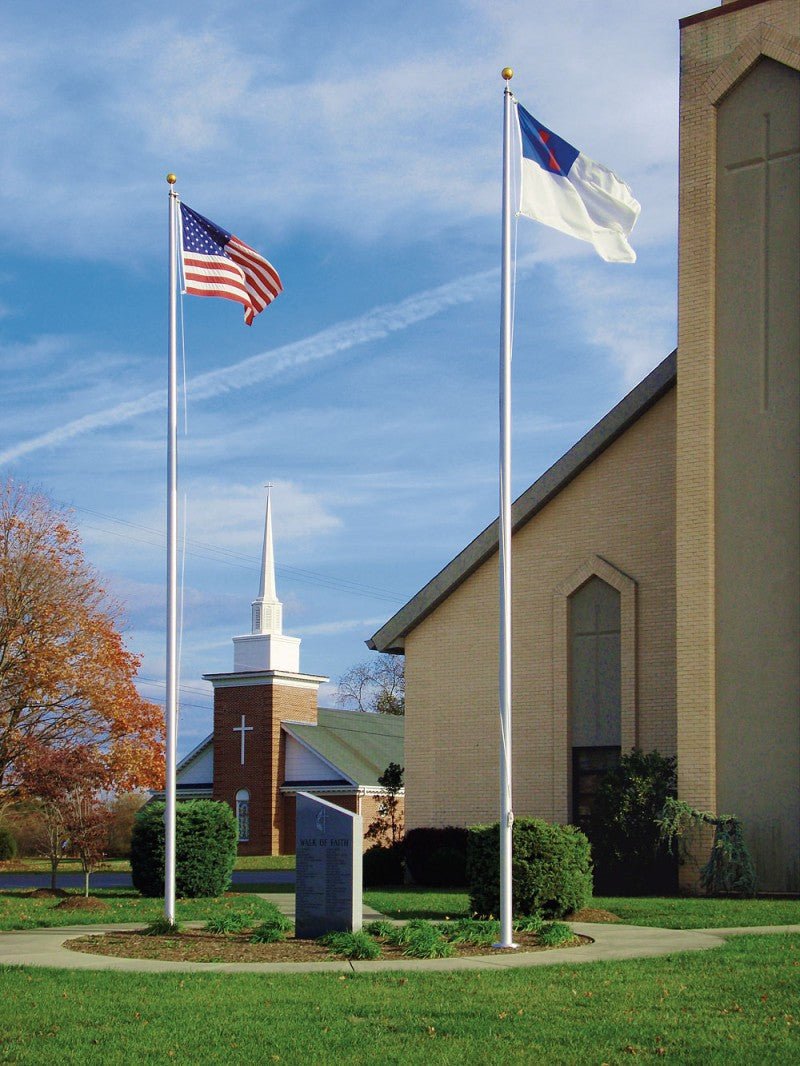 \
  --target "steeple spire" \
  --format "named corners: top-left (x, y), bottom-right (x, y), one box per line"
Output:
top-left (233, 483), bottom-right (301, 673)
top-left (251, 483), bottom-right (283, 636)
